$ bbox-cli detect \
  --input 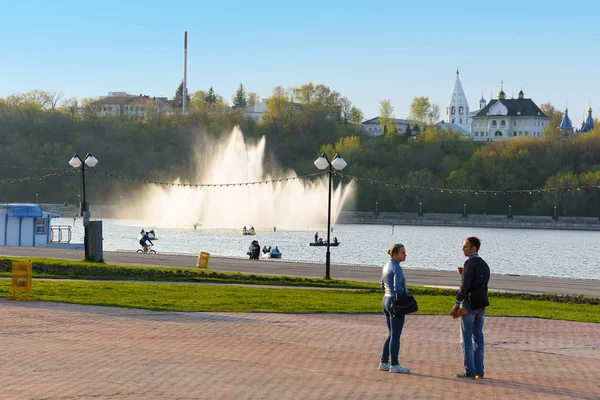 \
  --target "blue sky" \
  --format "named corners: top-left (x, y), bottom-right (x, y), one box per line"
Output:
top-left (1, 0), bottom-right (598, 121)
